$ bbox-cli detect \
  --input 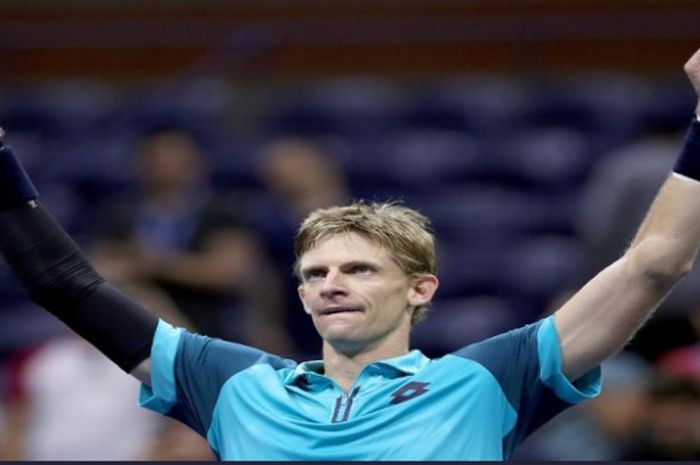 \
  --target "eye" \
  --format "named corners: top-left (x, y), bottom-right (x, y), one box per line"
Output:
top-left (303, 269), bottom-right (326, 281)
top-left (351, 264), bottom-right (374, 274)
